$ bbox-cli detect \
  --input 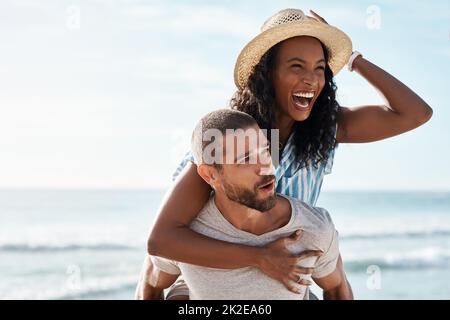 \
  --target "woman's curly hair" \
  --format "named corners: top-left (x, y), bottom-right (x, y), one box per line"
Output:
top-left (230, 40), bottom-right (339, 169)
